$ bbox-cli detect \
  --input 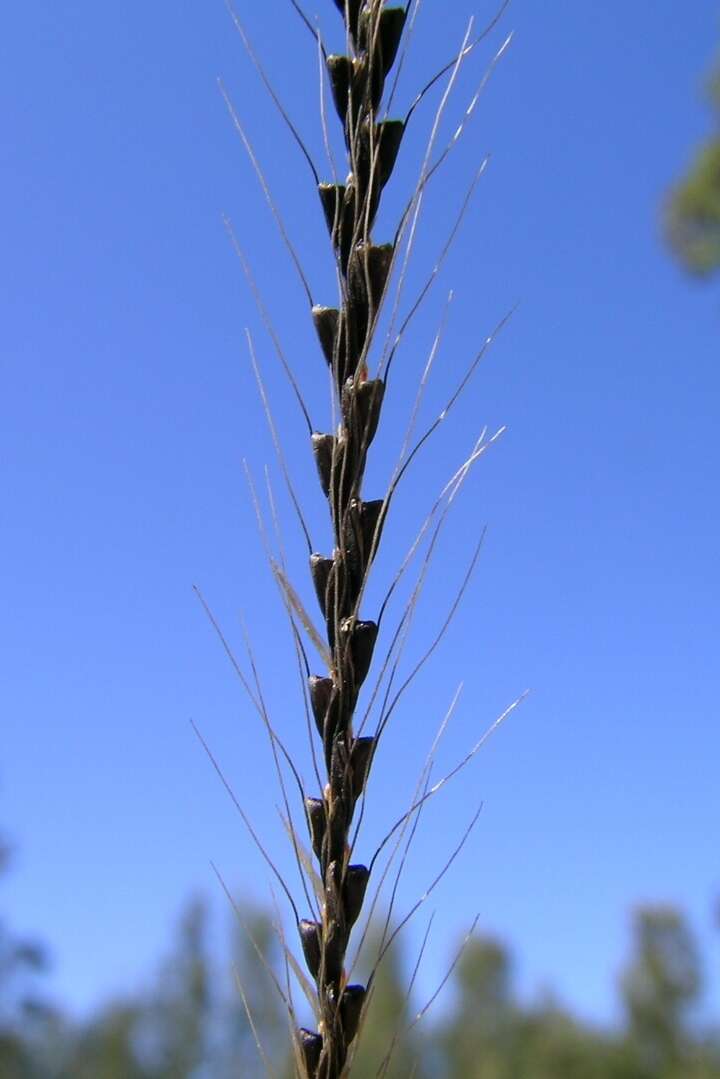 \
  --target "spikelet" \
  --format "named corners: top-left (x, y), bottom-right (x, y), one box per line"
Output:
top-left (297, 4), bottom-right (406, 1075)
